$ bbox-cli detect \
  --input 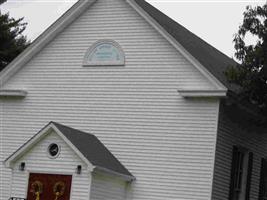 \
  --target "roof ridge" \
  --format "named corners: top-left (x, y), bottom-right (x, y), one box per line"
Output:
top-left (51, 121), bottom-right (95, 136)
